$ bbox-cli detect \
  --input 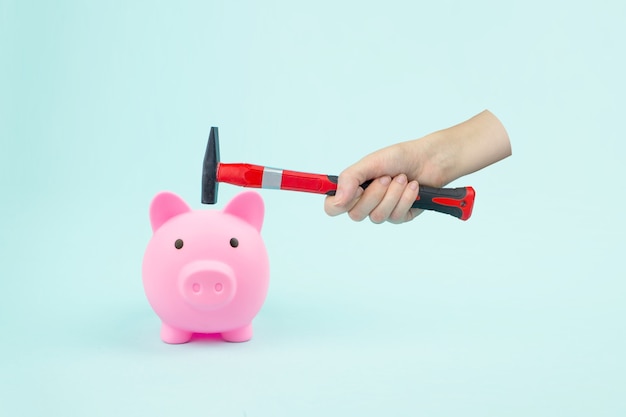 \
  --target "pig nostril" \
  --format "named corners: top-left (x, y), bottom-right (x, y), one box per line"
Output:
top-left (214, 283), bottom-right (223, 292)
top-left (192, 283), bottom-right (201, 293)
